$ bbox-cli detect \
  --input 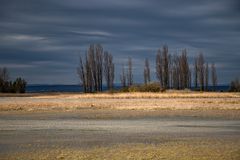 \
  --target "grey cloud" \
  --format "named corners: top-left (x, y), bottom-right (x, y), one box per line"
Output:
top-left (0, 0), bottom-right (239, 84)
